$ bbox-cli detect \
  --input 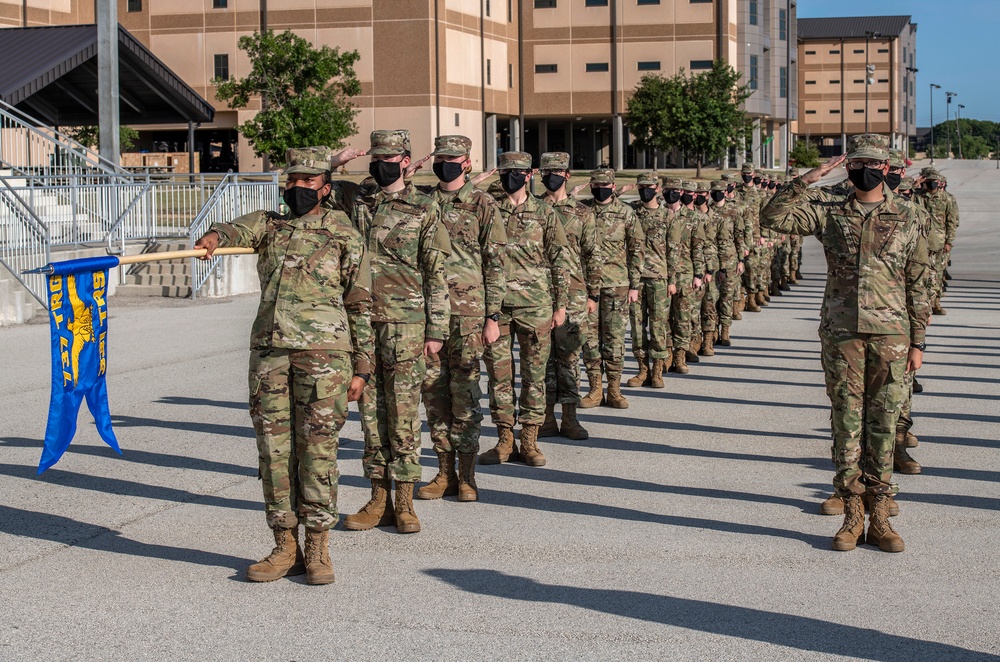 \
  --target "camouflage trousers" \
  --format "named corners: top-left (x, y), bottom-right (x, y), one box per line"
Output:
top-left (820, 330), bottom-right (908, 497)
top-left (422, 315), bottom-right (485, 456)
top-left (896, 368), bottom-right (914, 435)
top-left (582, 286), bottom-right (630, 378)
top-left (484, 305), bottom-right (552, 427)
top-left (758, 245), bottom-right (774, 291)
top-left (716, 267), bottom-right (741, 329)
top-left (688, 283), bottom-right (707, 340)
top-left (629, 278), bottom-right (673, 361)
top-left (249, 348), bottom-right (350, 531)
top-left (789, 235), bottom-right (803, 276)
top-left (700, 278), bottom-right (720, 333)
top-left (928, 250), bottom-right (946, 302)
top-left (771, 236), bottom-right (791, 282)
top-left (361, 321), bottom-right (426, 484)
top-left (670, 284), bottom-right (697, 349)
top-left (546, 290), bottom-right (589, 406)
